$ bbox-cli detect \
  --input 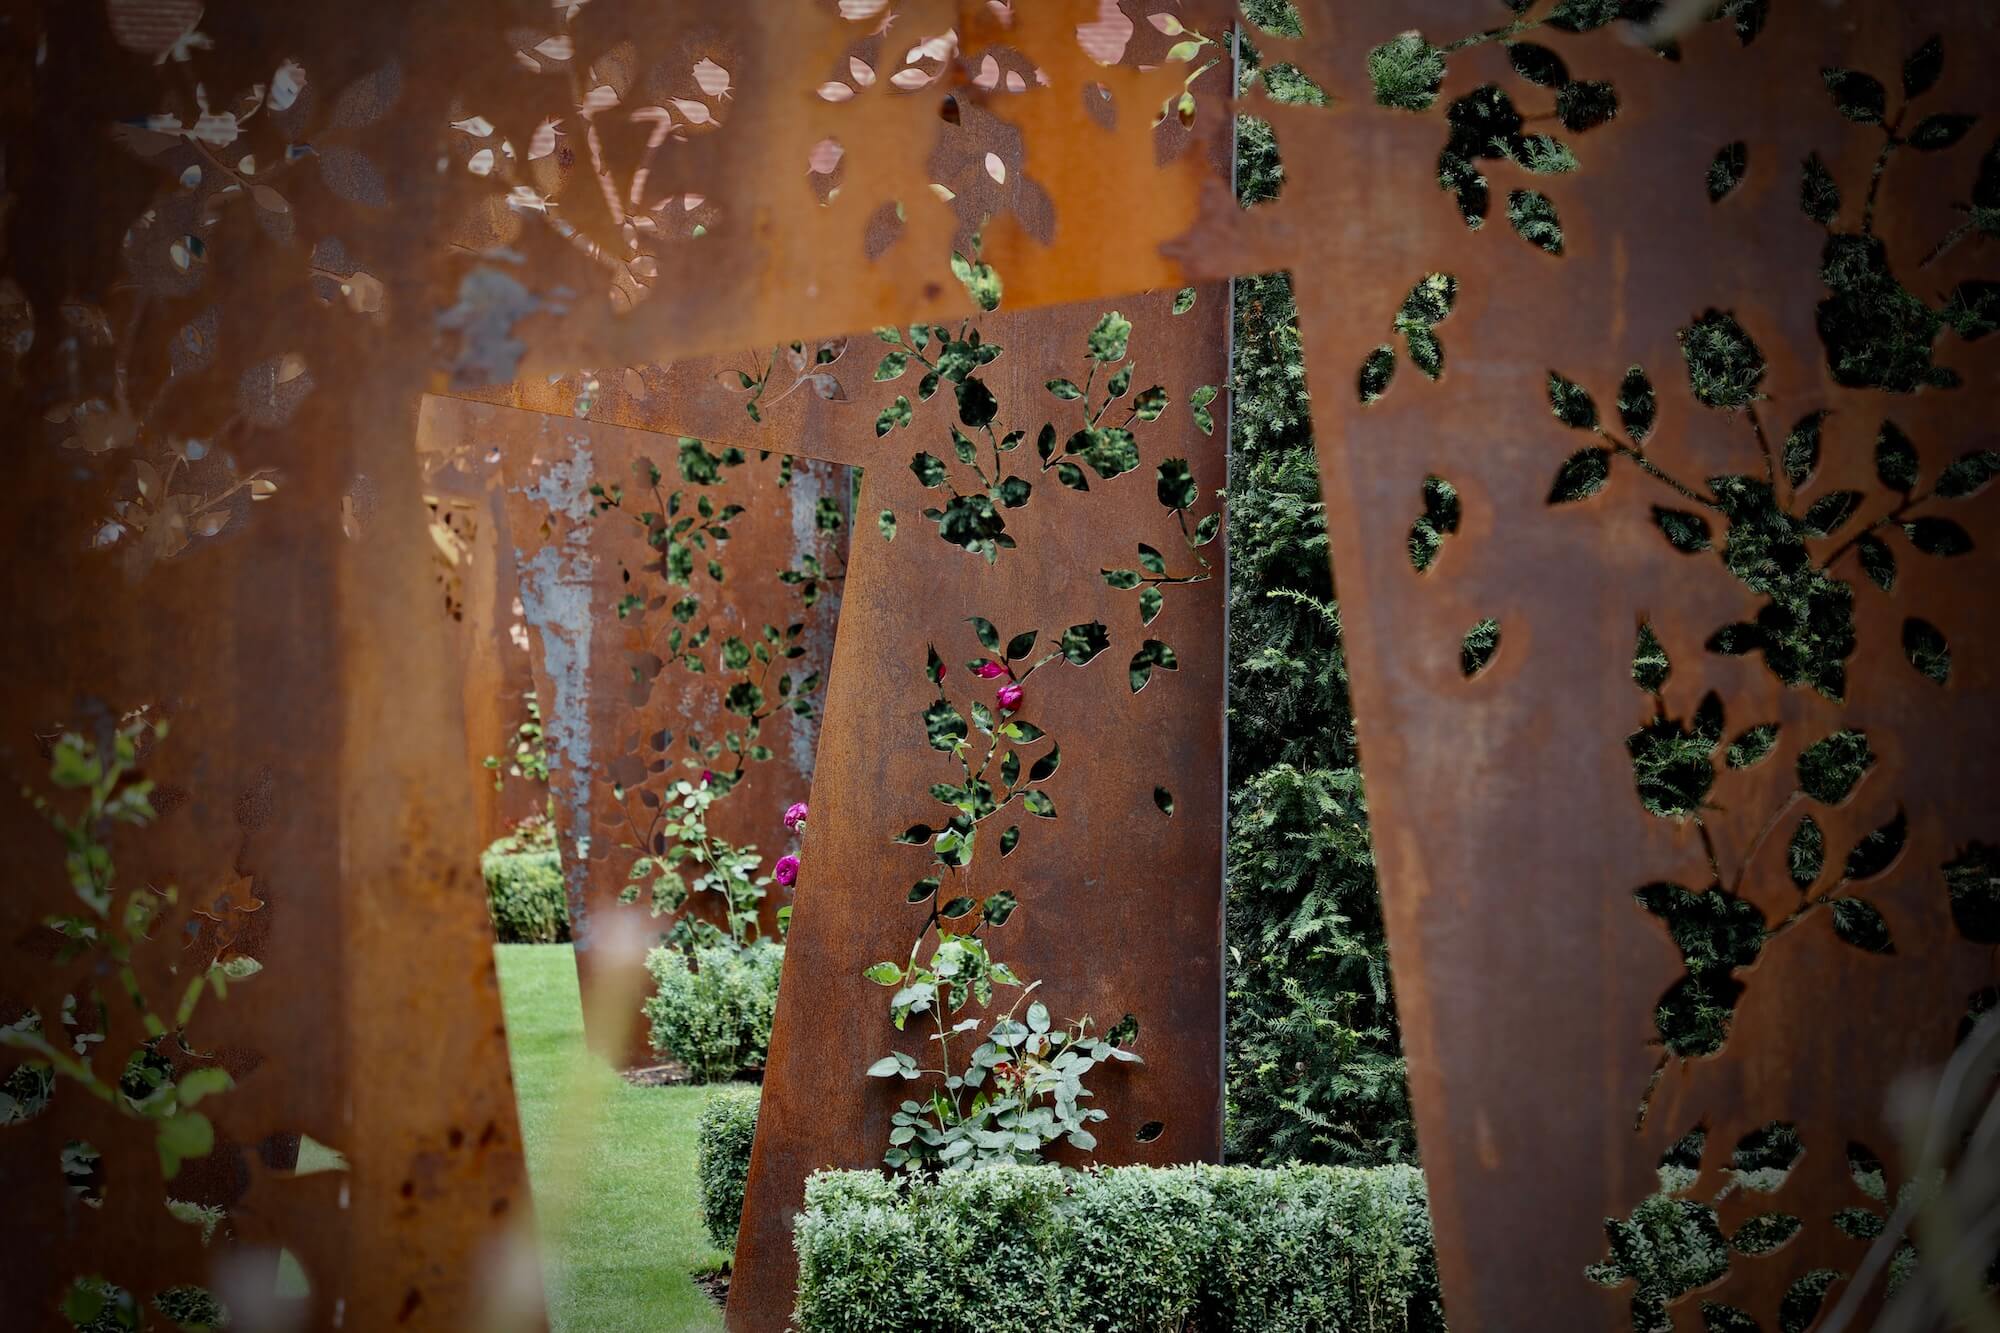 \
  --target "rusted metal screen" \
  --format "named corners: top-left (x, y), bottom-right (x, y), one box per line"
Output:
top-left (1164, 3), bottom-right (2000, 1328)
top-left (420, 394), bottom-right (846, 1065)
